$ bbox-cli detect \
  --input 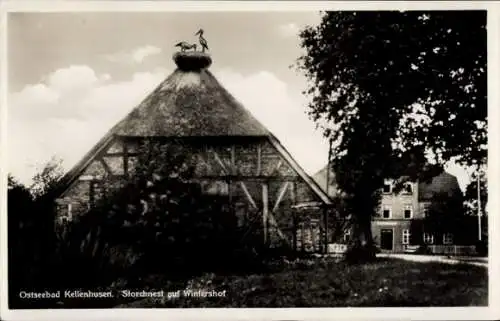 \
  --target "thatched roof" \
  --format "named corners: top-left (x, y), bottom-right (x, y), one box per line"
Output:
top-left (114, 52), bottom-right (269, 137)
top-left (54, 51), bottom-right (331, 204)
